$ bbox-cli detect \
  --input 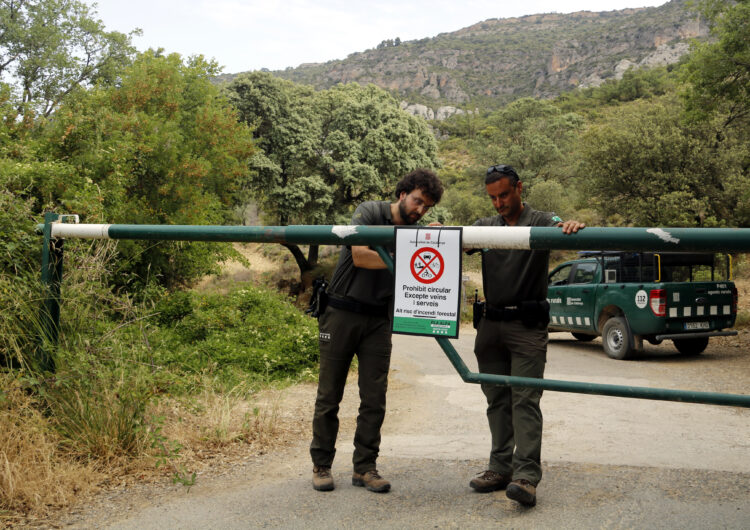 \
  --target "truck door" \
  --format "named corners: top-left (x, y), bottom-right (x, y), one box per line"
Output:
top-left (548, 263), bottom-right (573, 328)
top-left (560, 261), bottom-right (598, 331)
